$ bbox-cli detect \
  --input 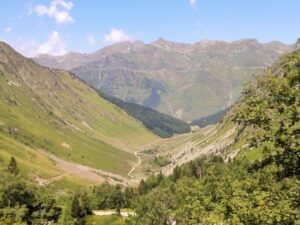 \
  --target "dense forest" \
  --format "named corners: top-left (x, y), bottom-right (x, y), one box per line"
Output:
top-left (98, 91), bottom-right (191, 138)
top-left (190, 108), bottom-right (230, 127)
